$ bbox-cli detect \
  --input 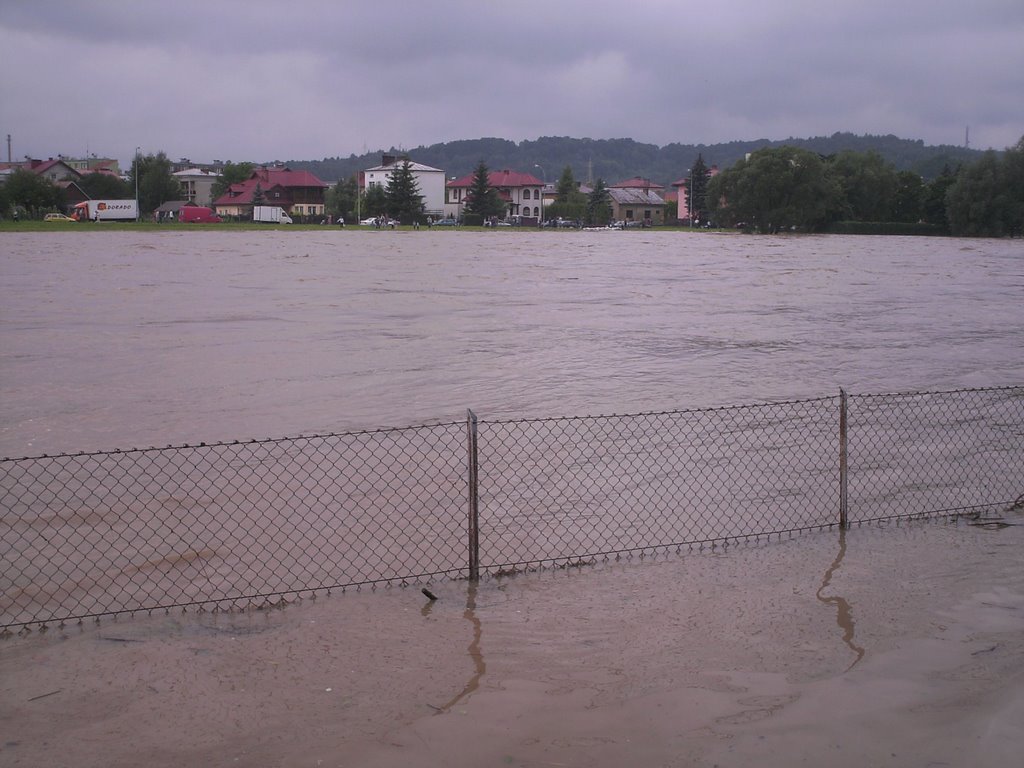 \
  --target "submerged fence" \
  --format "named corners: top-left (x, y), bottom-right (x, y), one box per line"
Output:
top-left (2, 386), bottom-right (1022, 629)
